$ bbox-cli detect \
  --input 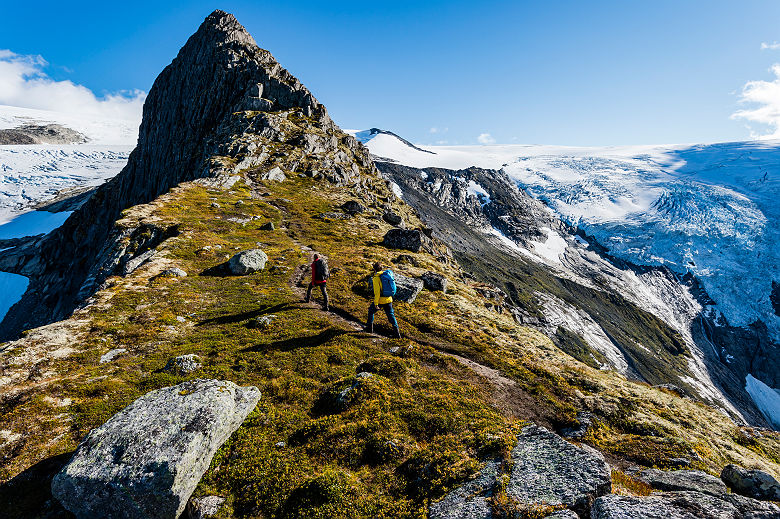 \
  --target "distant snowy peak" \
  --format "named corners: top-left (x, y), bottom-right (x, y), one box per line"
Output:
top-left (0, 105), bottom-right (139, 145)
top-left (346, 128), bottom-right (435, 162)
